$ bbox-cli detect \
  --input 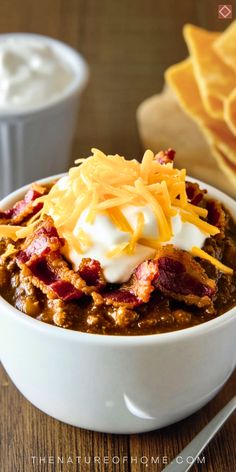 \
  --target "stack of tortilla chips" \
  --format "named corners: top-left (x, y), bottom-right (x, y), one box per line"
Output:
top-left (166, 22), bottom-right (236, 187)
